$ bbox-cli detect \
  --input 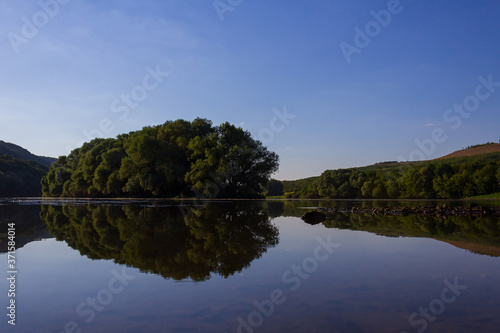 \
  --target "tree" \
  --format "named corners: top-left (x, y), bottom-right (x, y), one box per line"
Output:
top-left (93, 148), bottom-right (126, 195)
top-left (185, 122), bottom-right (279, 198)
top-left (472, 162), bottom-right (499, 195)
top-left (267, 179), bottom-right (284, 196)
top-left (399, 165), bottom-right (436, 199)
top-left (497, 163), bottom-right (500, 189)
top-left (372, 179), bottom-right (388, 198)
top-left (433, 164), bottom-right (458, 198)
top-left (384, 169), bottom-right (401, 199)
top-left (361, 181), bottom-right (375, 198)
